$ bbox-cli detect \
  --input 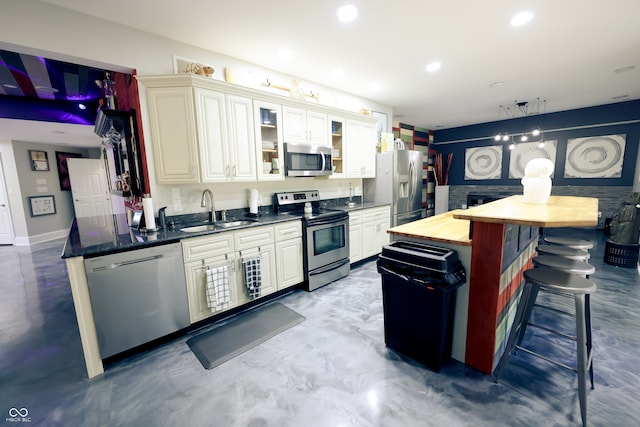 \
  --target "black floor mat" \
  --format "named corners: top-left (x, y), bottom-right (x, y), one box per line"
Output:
top-left (187, 302), bottom-right (305, 369)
